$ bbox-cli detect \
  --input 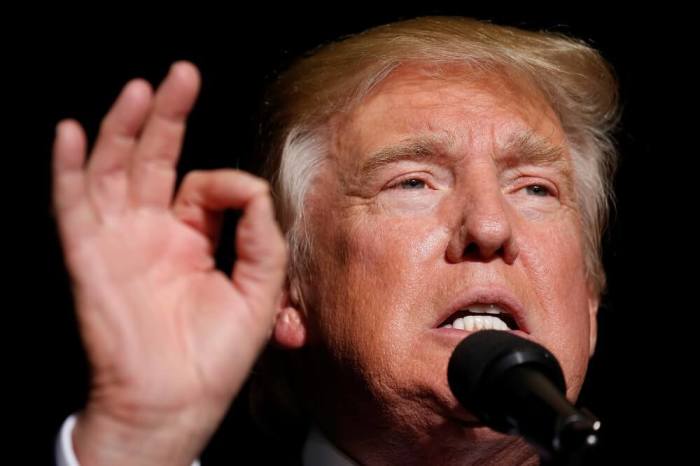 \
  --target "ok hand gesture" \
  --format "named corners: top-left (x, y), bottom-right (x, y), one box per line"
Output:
top-left (52, 62), bottom-right (287, 465)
